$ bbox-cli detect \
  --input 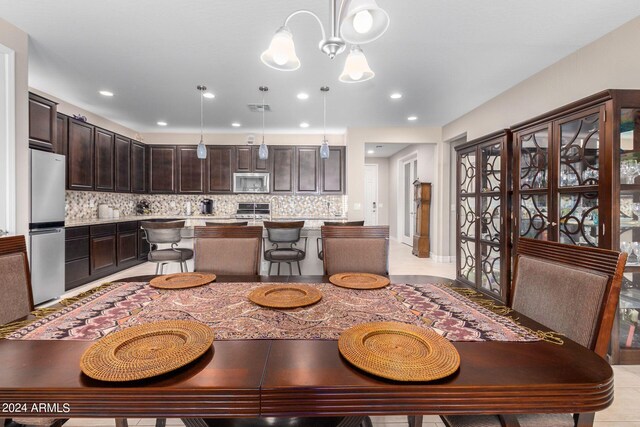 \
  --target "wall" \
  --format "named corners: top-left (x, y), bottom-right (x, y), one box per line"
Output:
top-left (363, 157), bottom-right (389, 226)
top-left (443, 16), bottom-right (640, 141)
top-left (0, 18), bottom-right (28, 237)
top-left (142, 132), bottom-right (345, 147)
